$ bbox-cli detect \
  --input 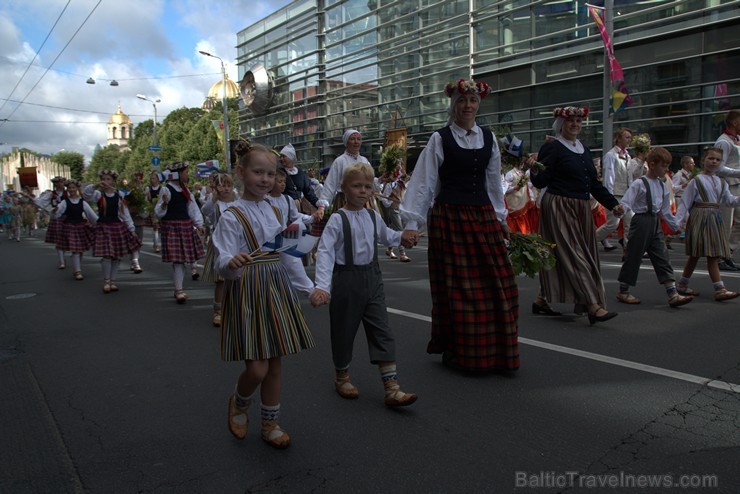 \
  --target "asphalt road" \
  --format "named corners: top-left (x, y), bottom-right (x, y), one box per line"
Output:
top-left (1, 229), bottom-right (738, 493)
